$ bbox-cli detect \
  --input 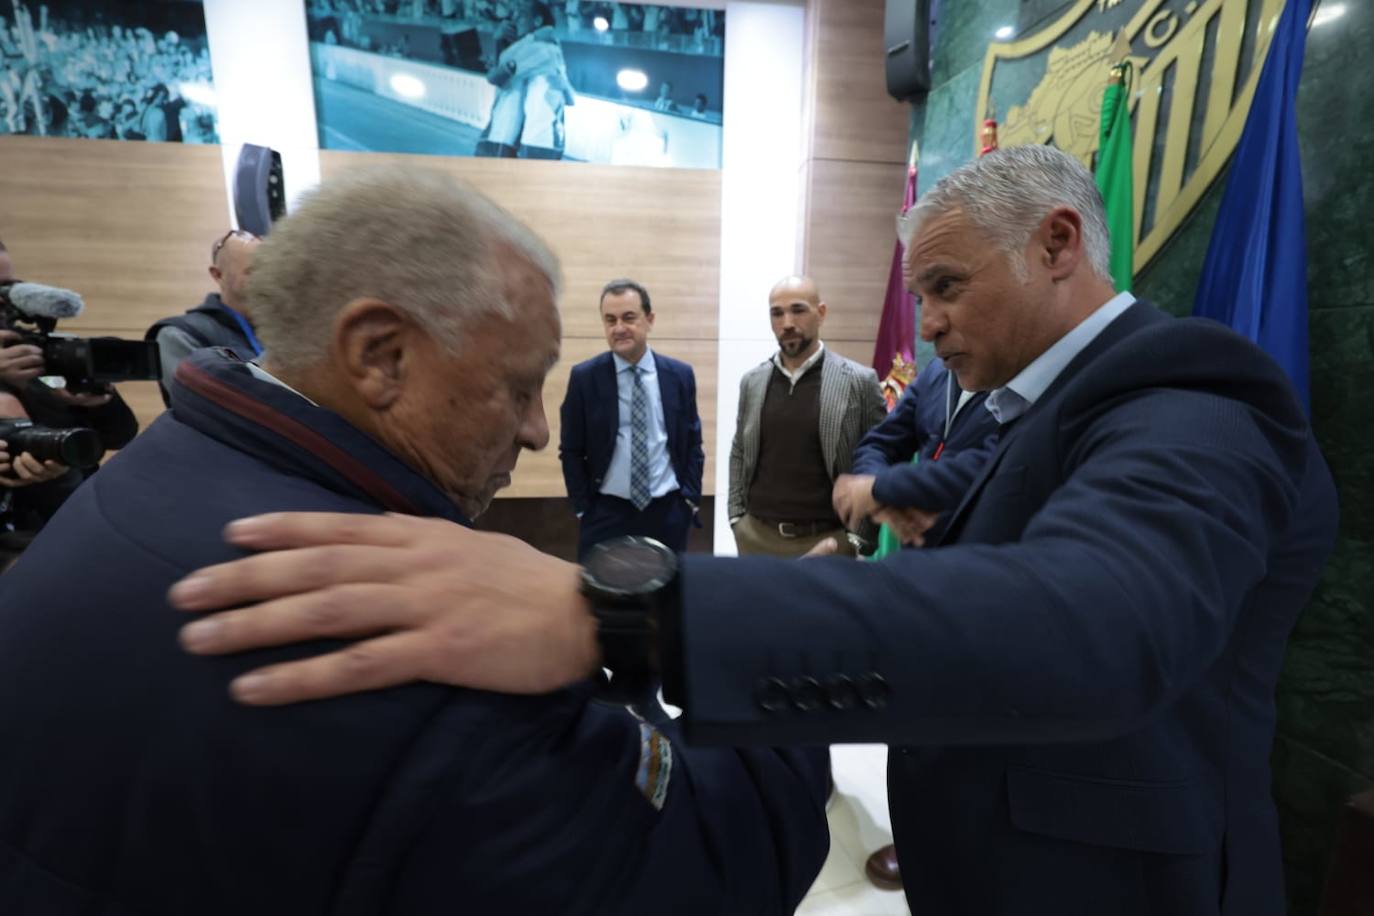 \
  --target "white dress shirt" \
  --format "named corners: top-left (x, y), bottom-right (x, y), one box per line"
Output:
top-left (600, 348), bottom-right (680, 501)
top-left (985, 292), bottom-right (1136, 424)
top-left (770, 341), bottom-right (826, 392)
